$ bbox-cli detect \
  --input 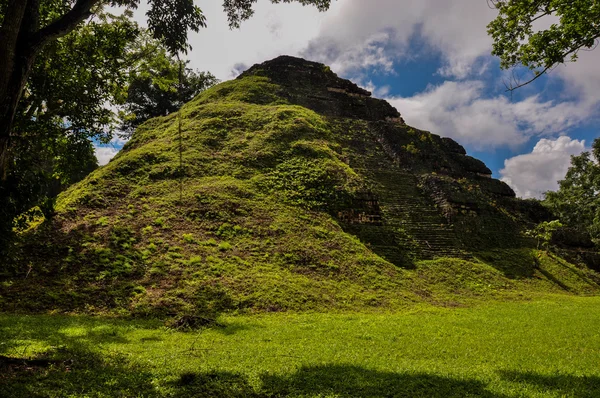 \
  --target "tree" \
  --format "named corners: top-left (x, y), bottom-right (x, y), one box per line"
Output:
top-left (0, 0), bottom-right (204, 177)
top-left (487, 0), bottom-right (600, 90)
top-left (0, 12), bottom-right (138, 255)
top-left (21, 12), bottom-right (139, 143)
top-left (0, 134), bottom-right (98, 254)
top-left (544, 138), bottom-right (600, 244)
top-left (120, 35), bottom-right (218, 135)
top-left (0, 14), bottom-right (219, 255)
top-left (526, 220), bottom-right (563, 251)
top-left (0, 0), bottom-right (331, 177)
